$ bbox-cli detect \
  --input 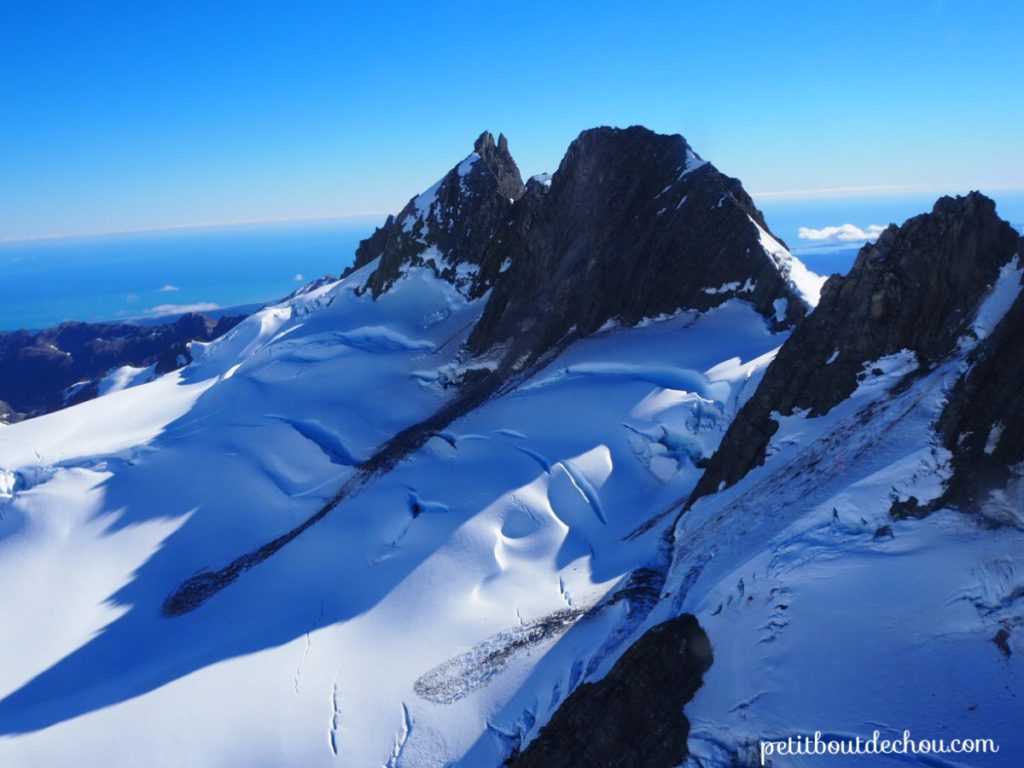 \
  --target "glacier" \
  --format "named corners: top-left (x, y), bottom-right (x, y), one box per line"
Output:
top-left (0, 257), bottom-right (785, 766)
